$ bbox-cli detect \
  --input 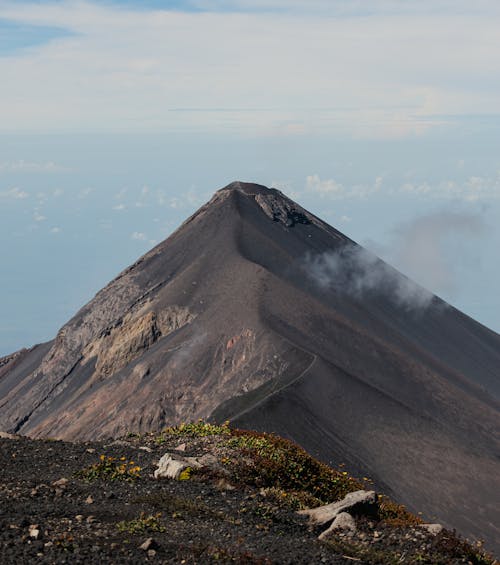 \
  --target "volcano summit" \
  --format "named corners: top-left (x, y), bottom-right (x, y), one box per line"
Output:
top-left (1, 181), bottom-right (499, 550)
